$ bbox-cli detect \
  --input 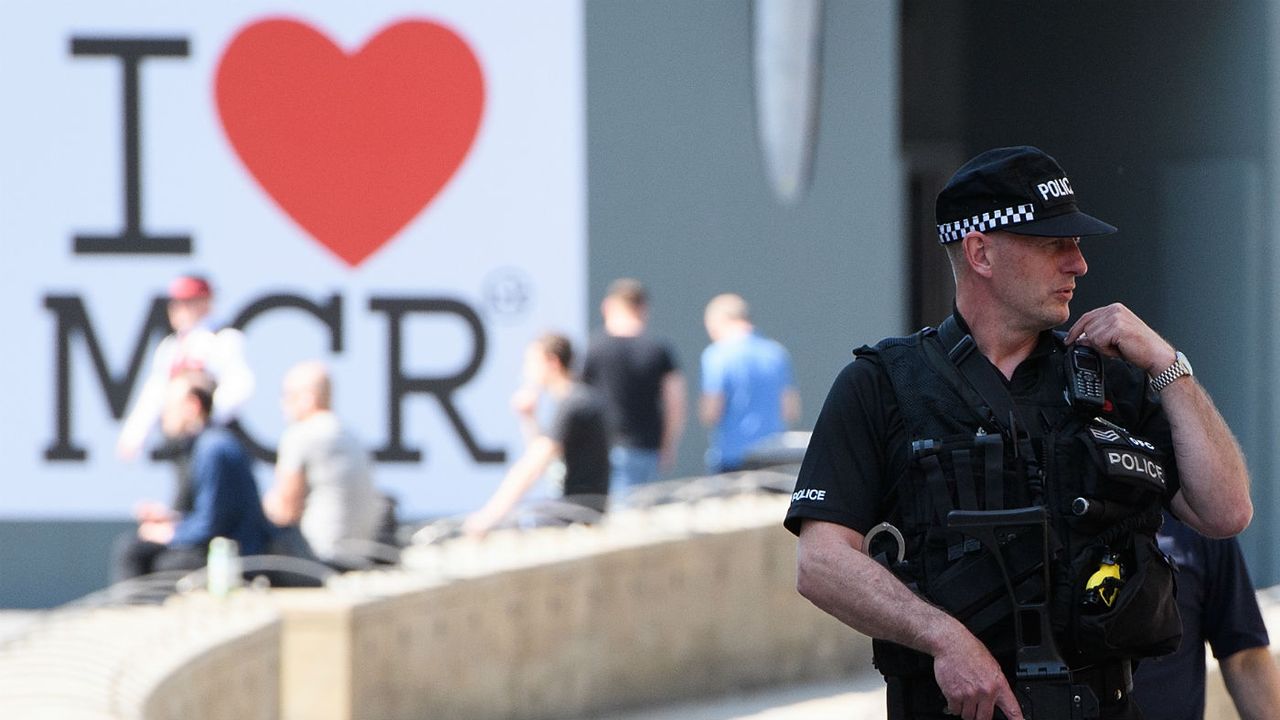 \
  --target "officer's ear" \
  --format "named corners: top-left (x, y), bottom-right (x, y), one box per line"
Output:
top-left (963, 231), bottom-right (997, 279)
